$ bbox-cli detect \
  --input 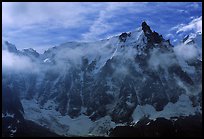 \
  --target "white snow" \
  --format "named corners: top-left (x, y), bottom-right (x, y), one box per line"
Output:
top-left (17, 120), bottom-right (20, 124)
top-left (21, 99), bottom-right (118, 136)
top-left (89, 116), bottom-right (117, 136)
top-left (43, 58), bottom-right (51, 63)
top-left (10, 128), bottom-right (17, 134)
top-left (9, 127), bottom-right (17, 137)
top-left (126, 101), bottom-right (135, 107)
top-left (132, 94), bottom-right (201, 123)
top-left (2, 112), bottom-right (15, 118)
top-left (146, 122), bottom-right (150, 125)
